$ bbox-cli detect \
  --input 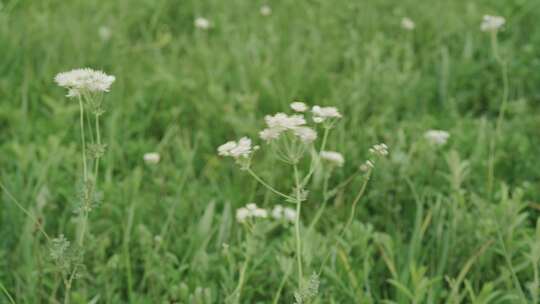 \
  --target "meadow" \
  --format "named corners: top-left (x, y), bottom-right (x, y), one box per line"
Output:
top-left (1, 0), bottom-right (540, 303)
